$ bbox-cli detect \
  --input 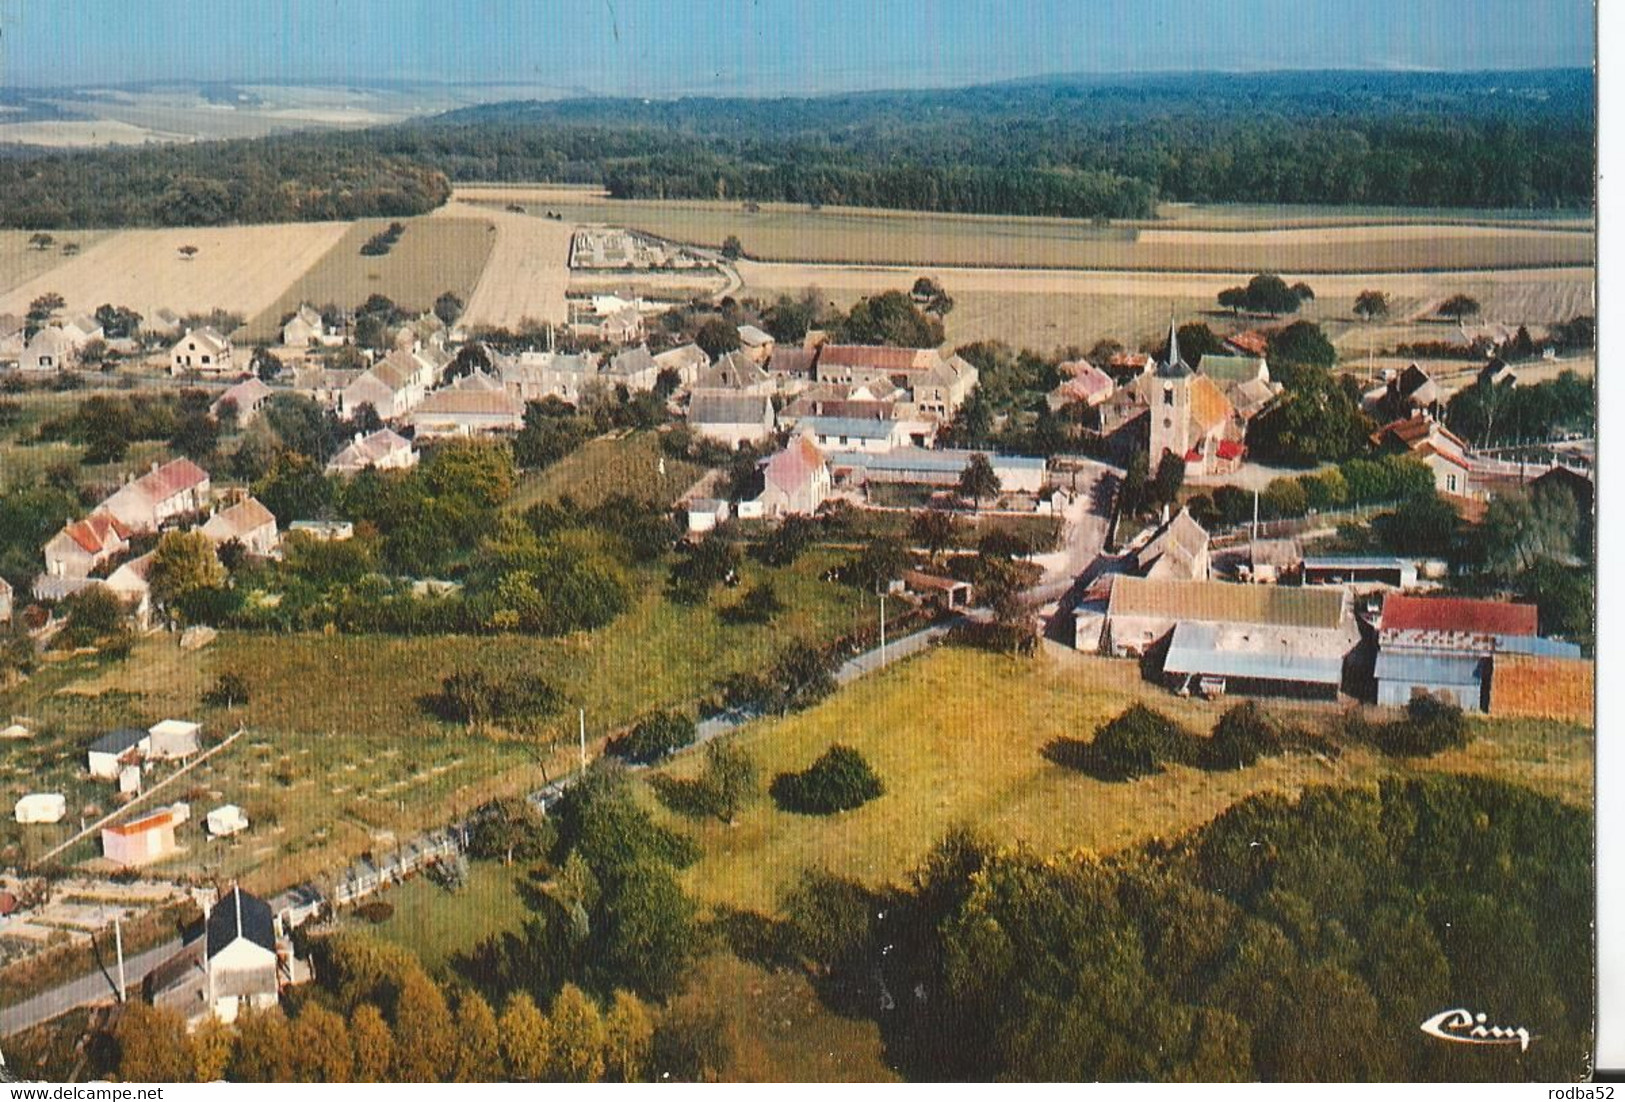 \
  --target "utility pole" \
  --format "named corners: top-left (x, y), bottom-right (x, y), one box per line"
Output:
top-left (578, 709), bottom-right (587, 776)
top-left (1252, 489), bottom-right (1260, 541)
top-left (878, 590), bottom-right (887, 668)
top-left (113, 914), bottom-right (126, 1003)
